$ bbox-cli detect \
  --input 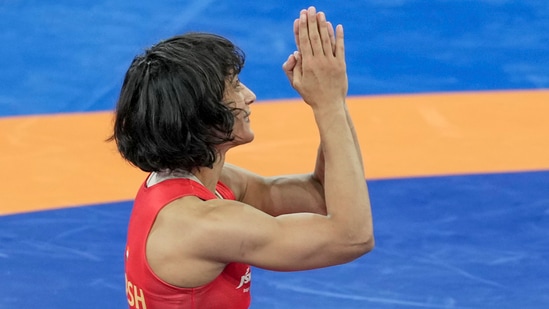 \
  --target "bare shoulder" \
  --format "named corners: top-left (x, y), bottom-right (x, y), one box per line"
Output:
top-left (146, 196), bottom-right (247, 287)
top-left (146, 194), bottom-right (280, 281)
top-left (150, 196), bottom-right (249, 252)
